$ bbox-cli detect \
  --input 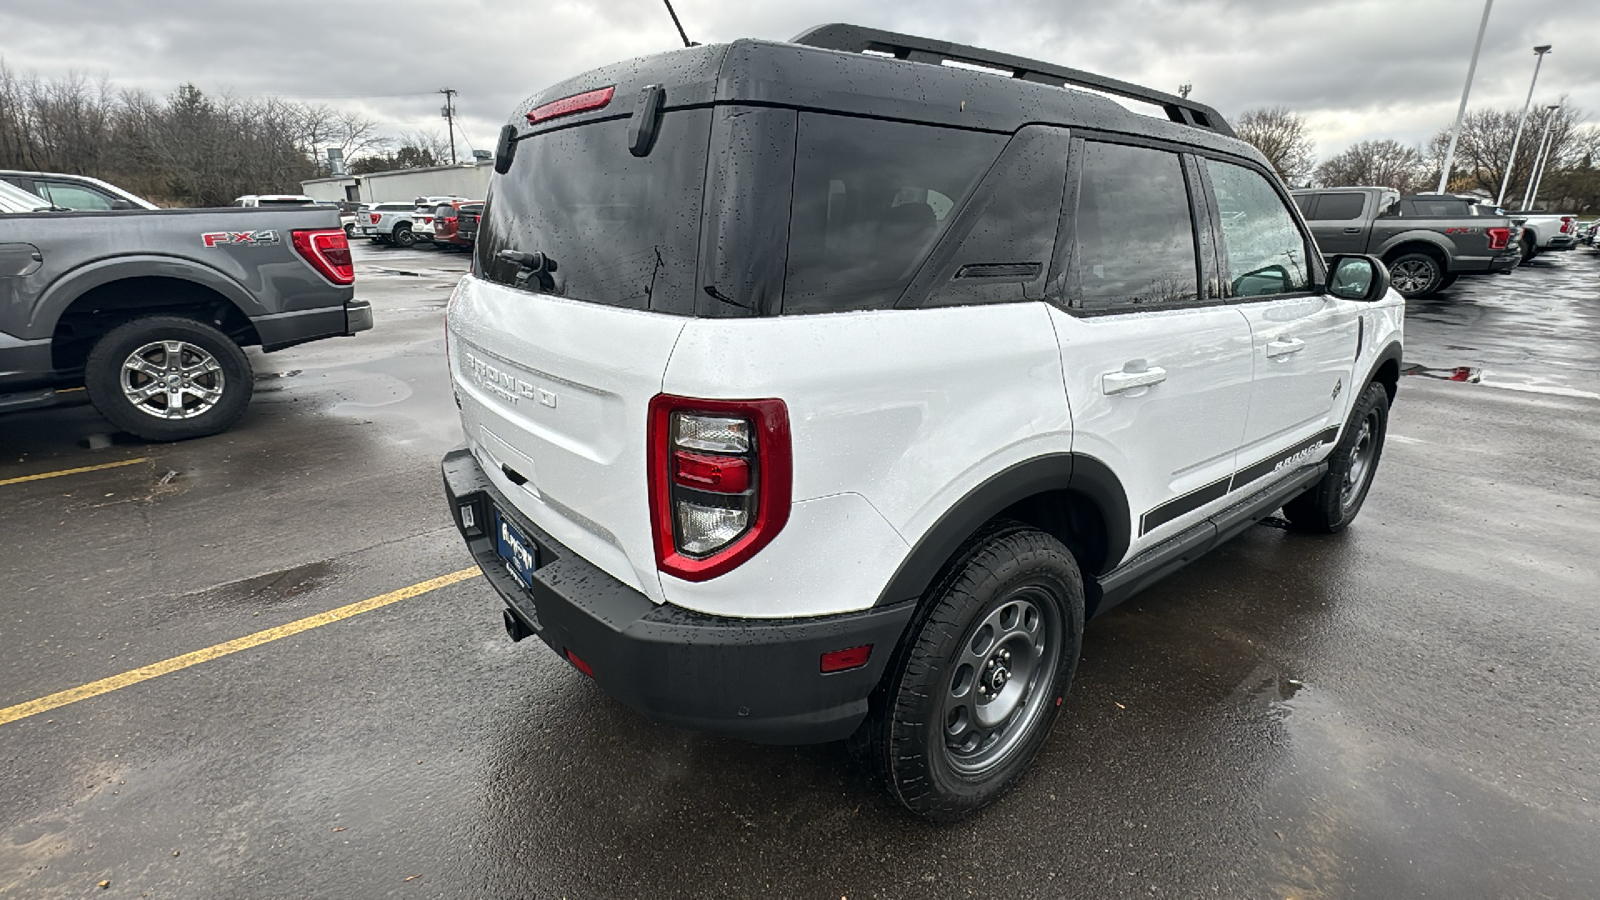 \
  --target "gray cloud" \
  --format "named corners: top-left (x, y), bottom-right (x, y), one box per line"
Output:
top-left (1, 0), bottom-right (1594, 161)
